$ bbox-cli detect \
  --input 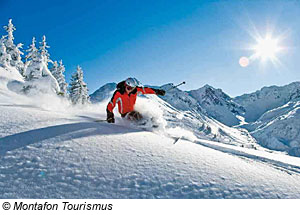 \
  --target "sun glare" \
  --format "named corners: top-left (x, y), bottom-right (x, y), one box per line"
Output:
top-left (253, 35), bottom-right (280, 61)
top-left (239, 56), bottom-right (249, 67)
